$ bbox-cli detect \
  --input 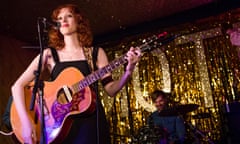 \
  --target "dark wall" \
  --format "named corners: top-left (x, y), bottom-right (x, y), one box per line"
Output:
top-left (0, 35), bottom-right (37, 144)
